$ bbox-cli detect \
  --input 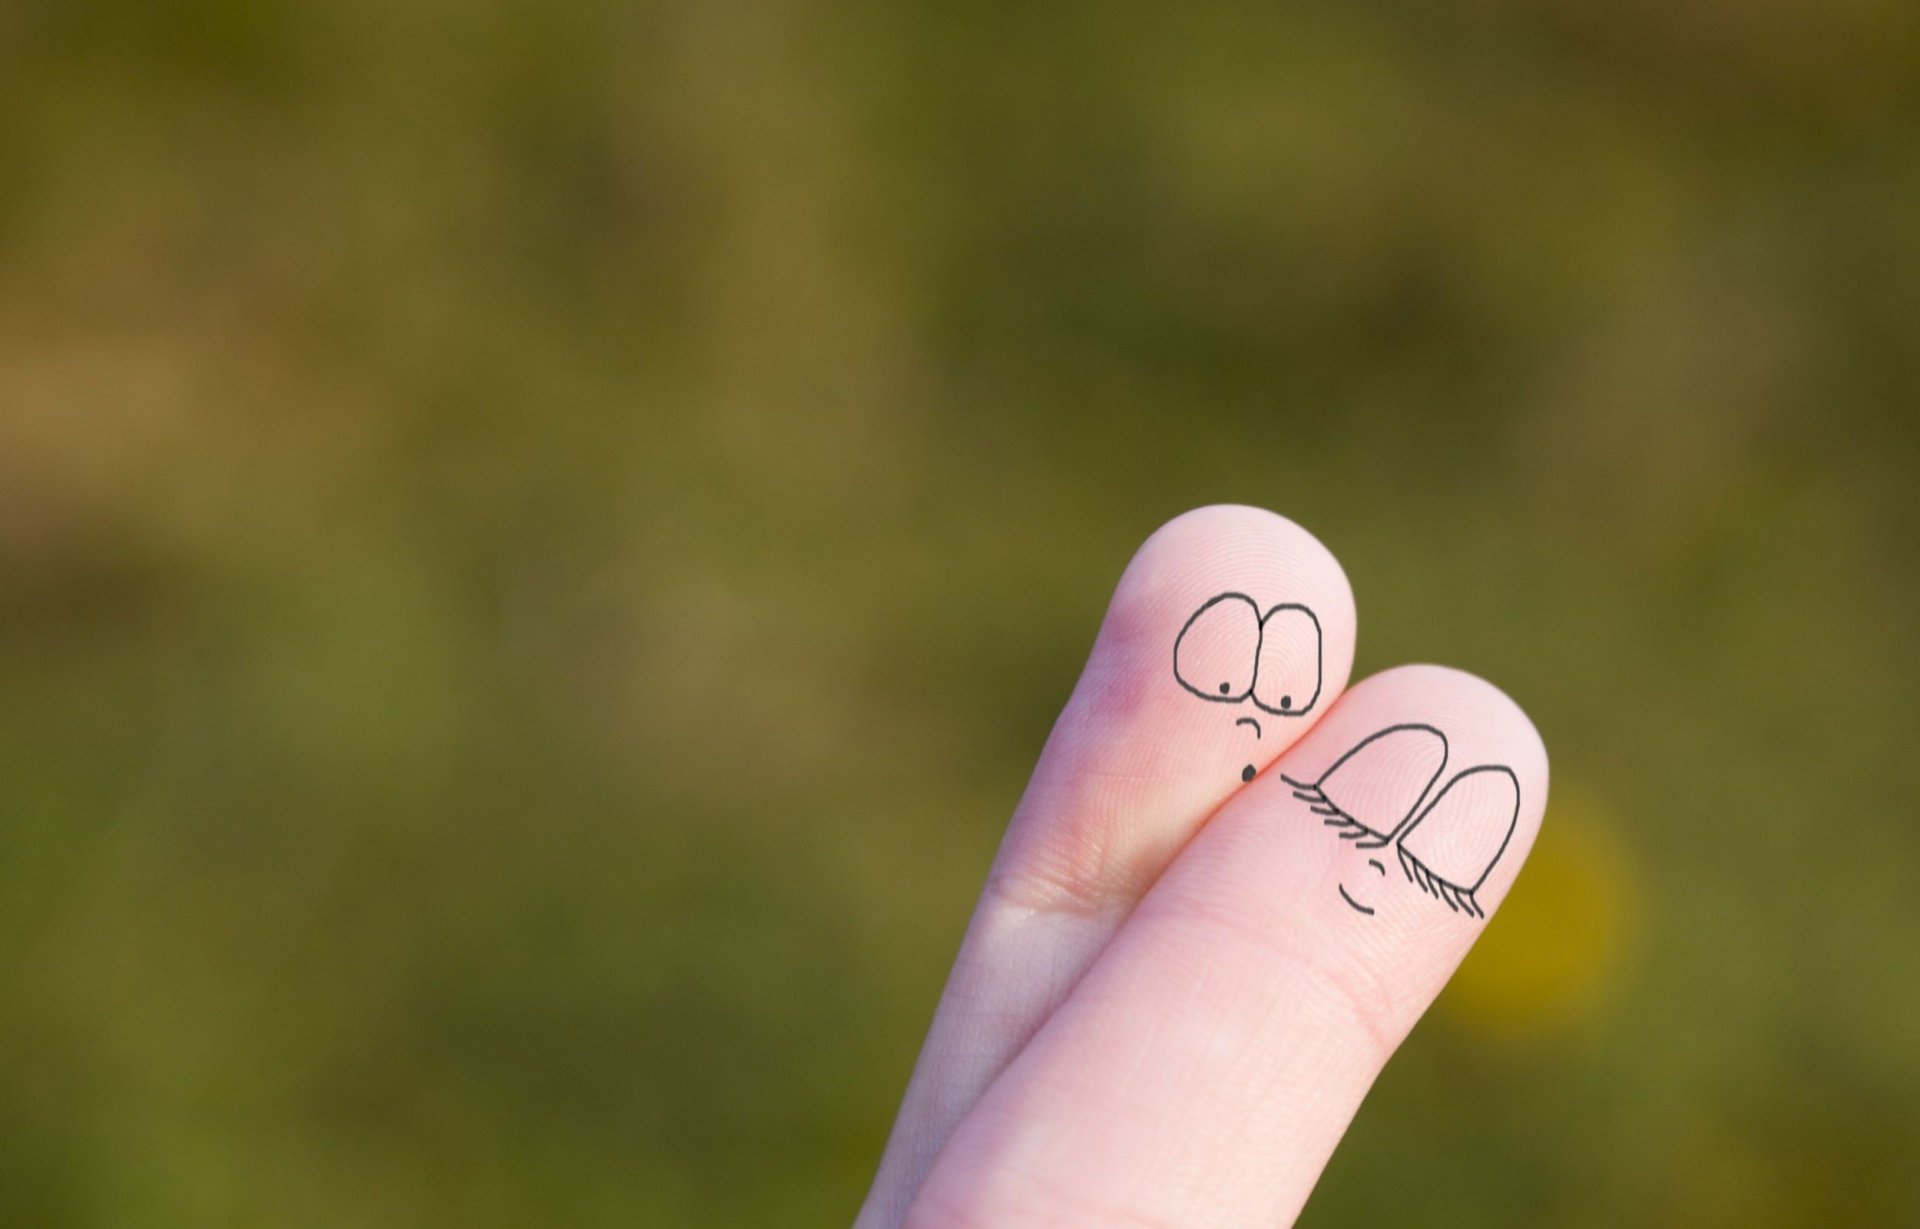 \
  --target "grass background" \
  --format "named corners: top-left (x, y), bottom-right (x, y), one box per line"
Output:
top-left (3, 1), bottom-right (1918, 1224)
